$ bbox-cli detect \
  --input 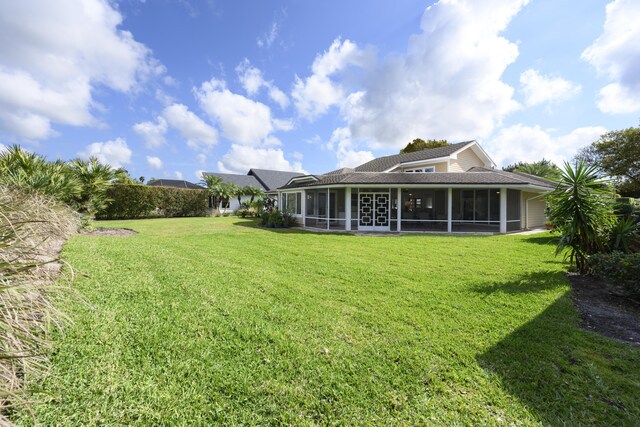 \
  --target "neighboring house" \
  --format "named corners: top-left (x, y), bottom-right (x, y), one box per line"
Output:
top-left (202, 169), bottom-right (305, 212)
top-left (147, 179), bottom-right (205, 190)
top-left (277, 141), bottom-right (554, 233)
